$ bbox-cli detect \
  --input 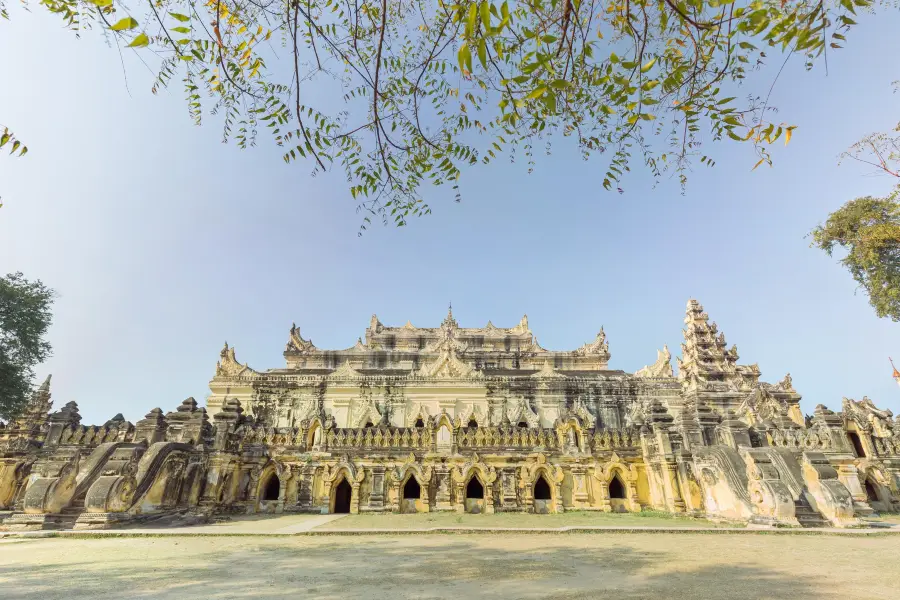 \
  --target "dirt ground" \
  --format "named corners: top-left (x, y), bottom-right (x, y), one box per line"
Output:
top-left (0, 533), bottom-right (897, 599)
